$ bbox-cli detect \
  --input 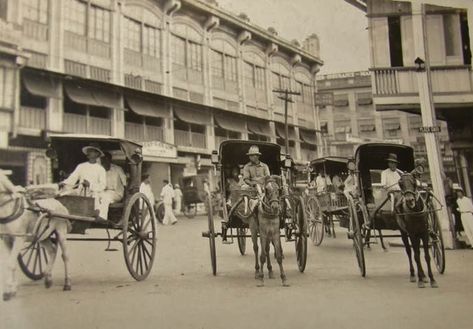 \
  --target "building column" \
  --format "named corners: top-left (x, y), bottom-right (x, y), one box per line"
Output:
top-left (412, 2), bottom-right (453, 248)
top-left (294, 126), bottom-right (302, 161)
top-left (48, 0), bottom-right (64, 71)
top-left (269, 121), bottom-right (277, 144)
top-left (111, 95), bottom-right (124, 138)
top-left (165, 104), bottom-right (175, 144)
top-left (207, 114), bottom-right (215, 151)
